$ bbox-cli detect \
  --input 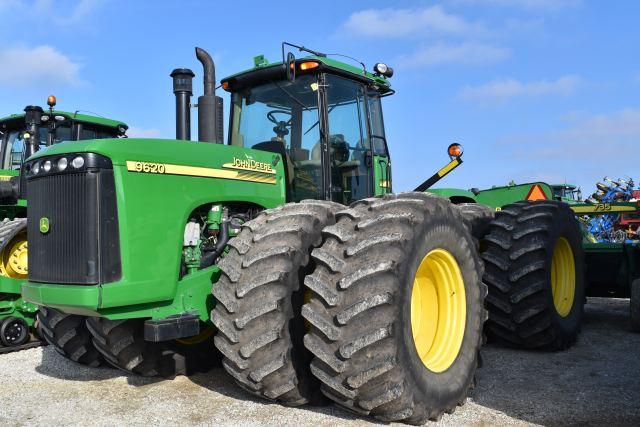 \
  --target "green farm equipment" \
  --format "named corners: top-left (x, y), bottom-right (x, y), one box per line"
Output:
top-left (0, 97), bottom-right (127, 353)
top-left (430, 181), bottom-right (640, 347)
top-left (22, 45), bottom-right (485, 423)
